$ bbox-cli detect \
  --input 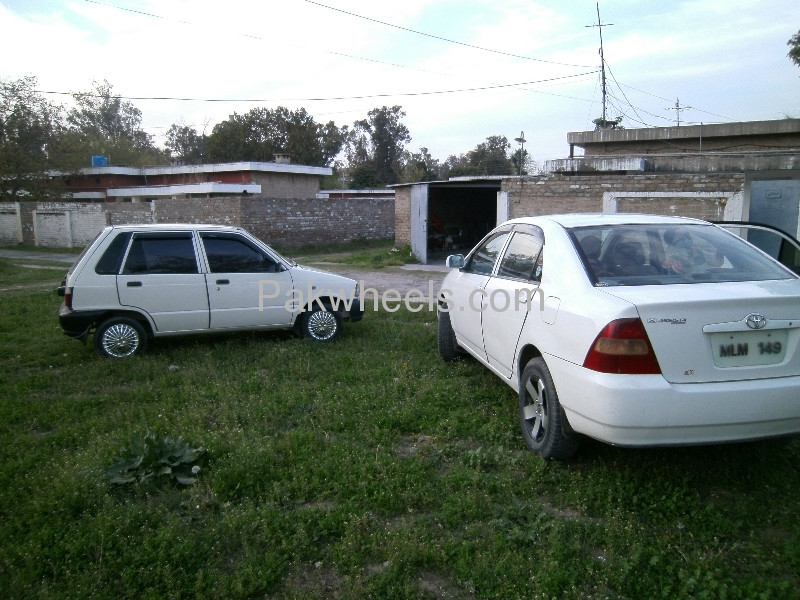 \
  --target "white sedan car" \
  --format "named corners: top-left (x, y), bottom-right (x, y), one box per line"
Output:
top-left (437, 214), bottom-right (800, 459)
